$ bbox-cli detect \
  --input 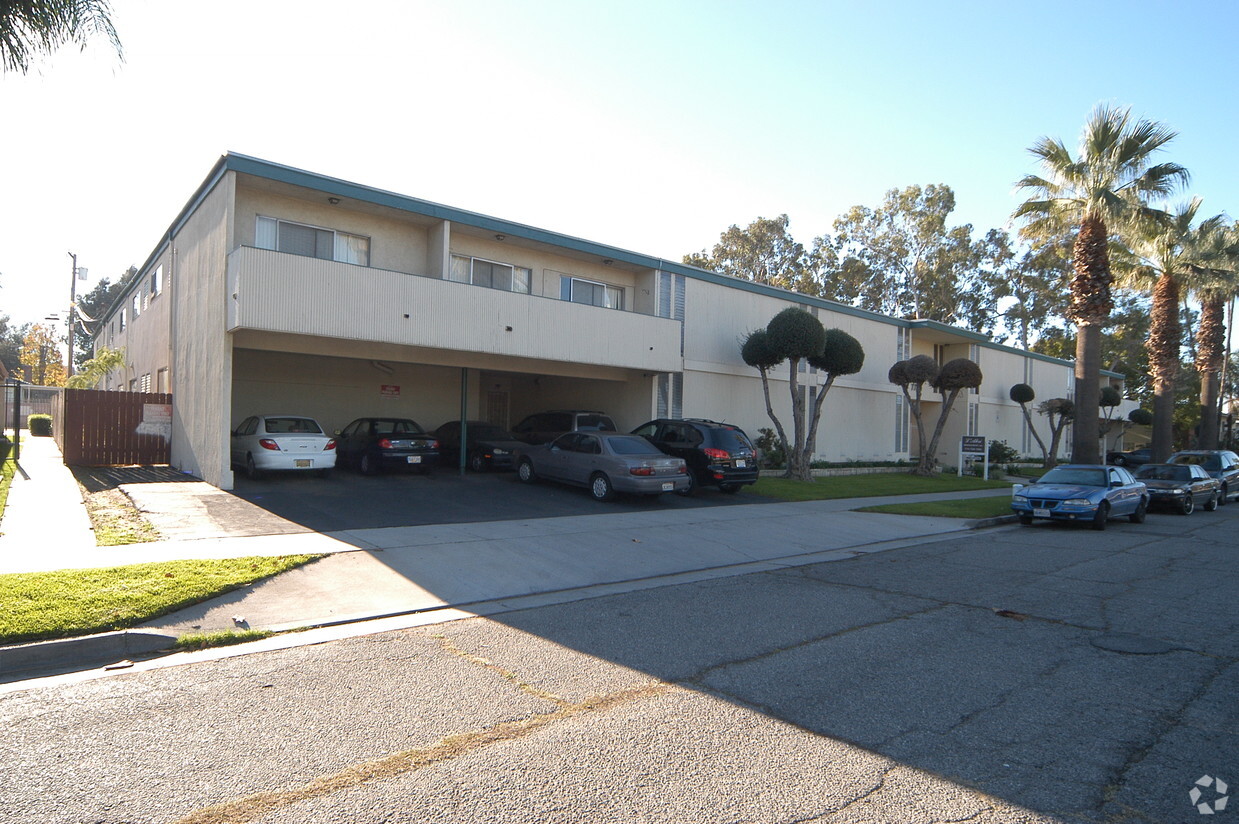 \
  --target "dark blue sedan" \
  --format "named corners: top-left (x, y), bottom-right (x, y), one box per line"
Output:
top-left (1011, 464), bottom-right (1148, 530)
